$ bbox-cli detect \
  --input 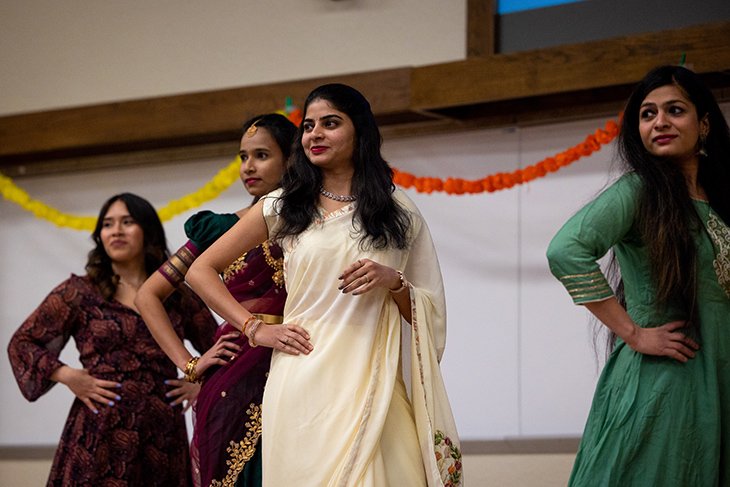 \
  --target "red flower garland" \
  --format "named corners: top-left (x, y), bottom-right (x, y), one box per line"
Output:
top-left (392, 118), bottom-right (619, 195)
